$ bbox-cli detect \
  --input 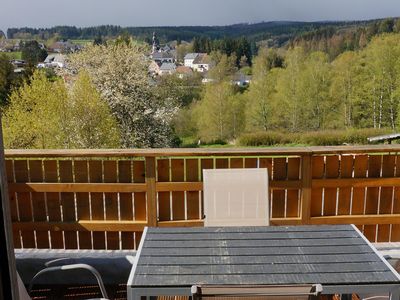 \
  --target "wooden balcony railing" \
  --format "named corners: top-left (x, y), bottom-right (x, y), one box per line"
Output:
top-left (5, 145), bottom-right (400, 250)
